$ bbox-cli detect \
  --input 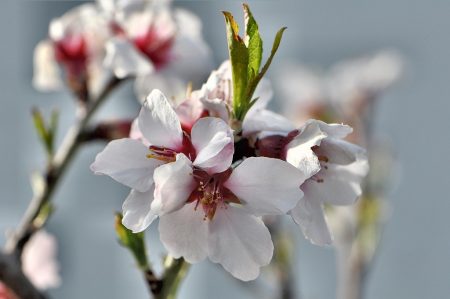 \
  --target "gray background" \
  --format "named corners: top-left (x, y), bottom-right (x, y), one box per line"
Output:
top-left (0, 0), bottom-right (448, 298)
